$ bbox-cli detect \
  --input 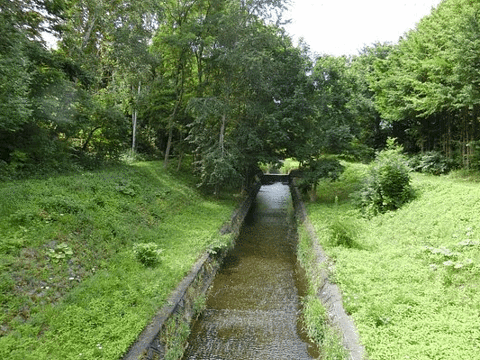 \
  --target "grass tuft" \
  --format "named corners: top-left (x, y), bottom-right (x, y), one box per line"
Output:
top-left (327, 217), bottom-right (362, 249)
